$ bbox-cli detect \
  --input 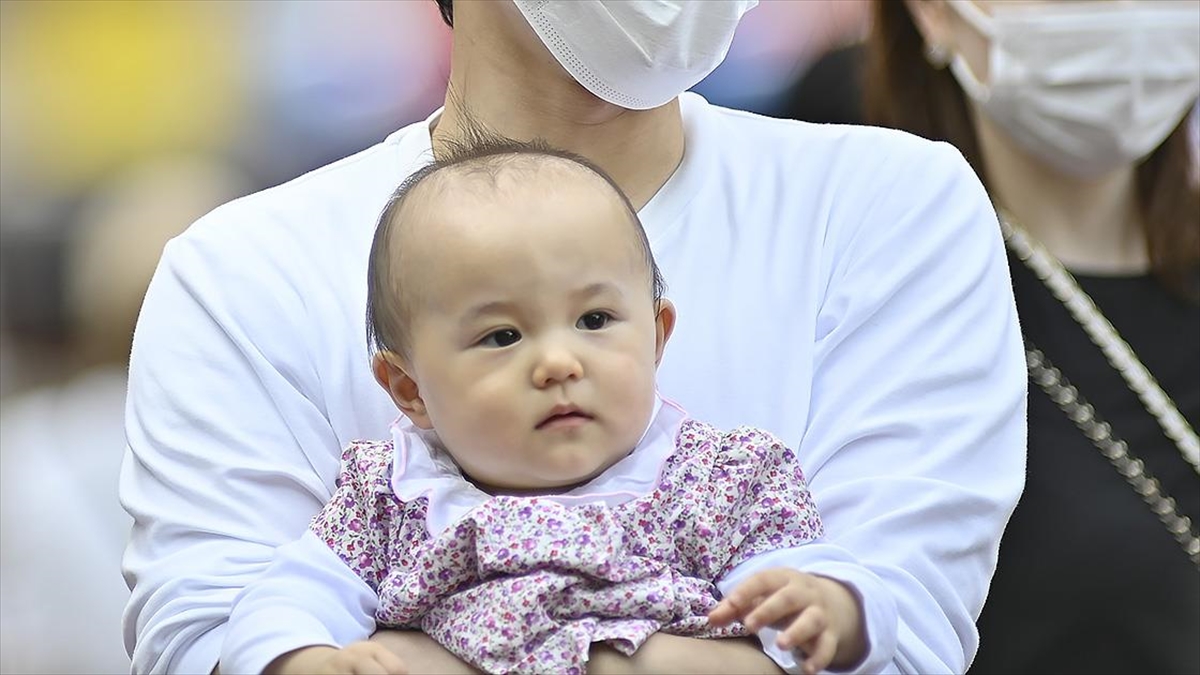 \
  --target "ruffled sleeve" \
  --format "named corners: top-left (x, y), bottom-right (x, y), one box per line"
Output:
top-left (308, 440), bottom-right (401, 592)
top-left (677, 422), bottom-right (825, 580)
